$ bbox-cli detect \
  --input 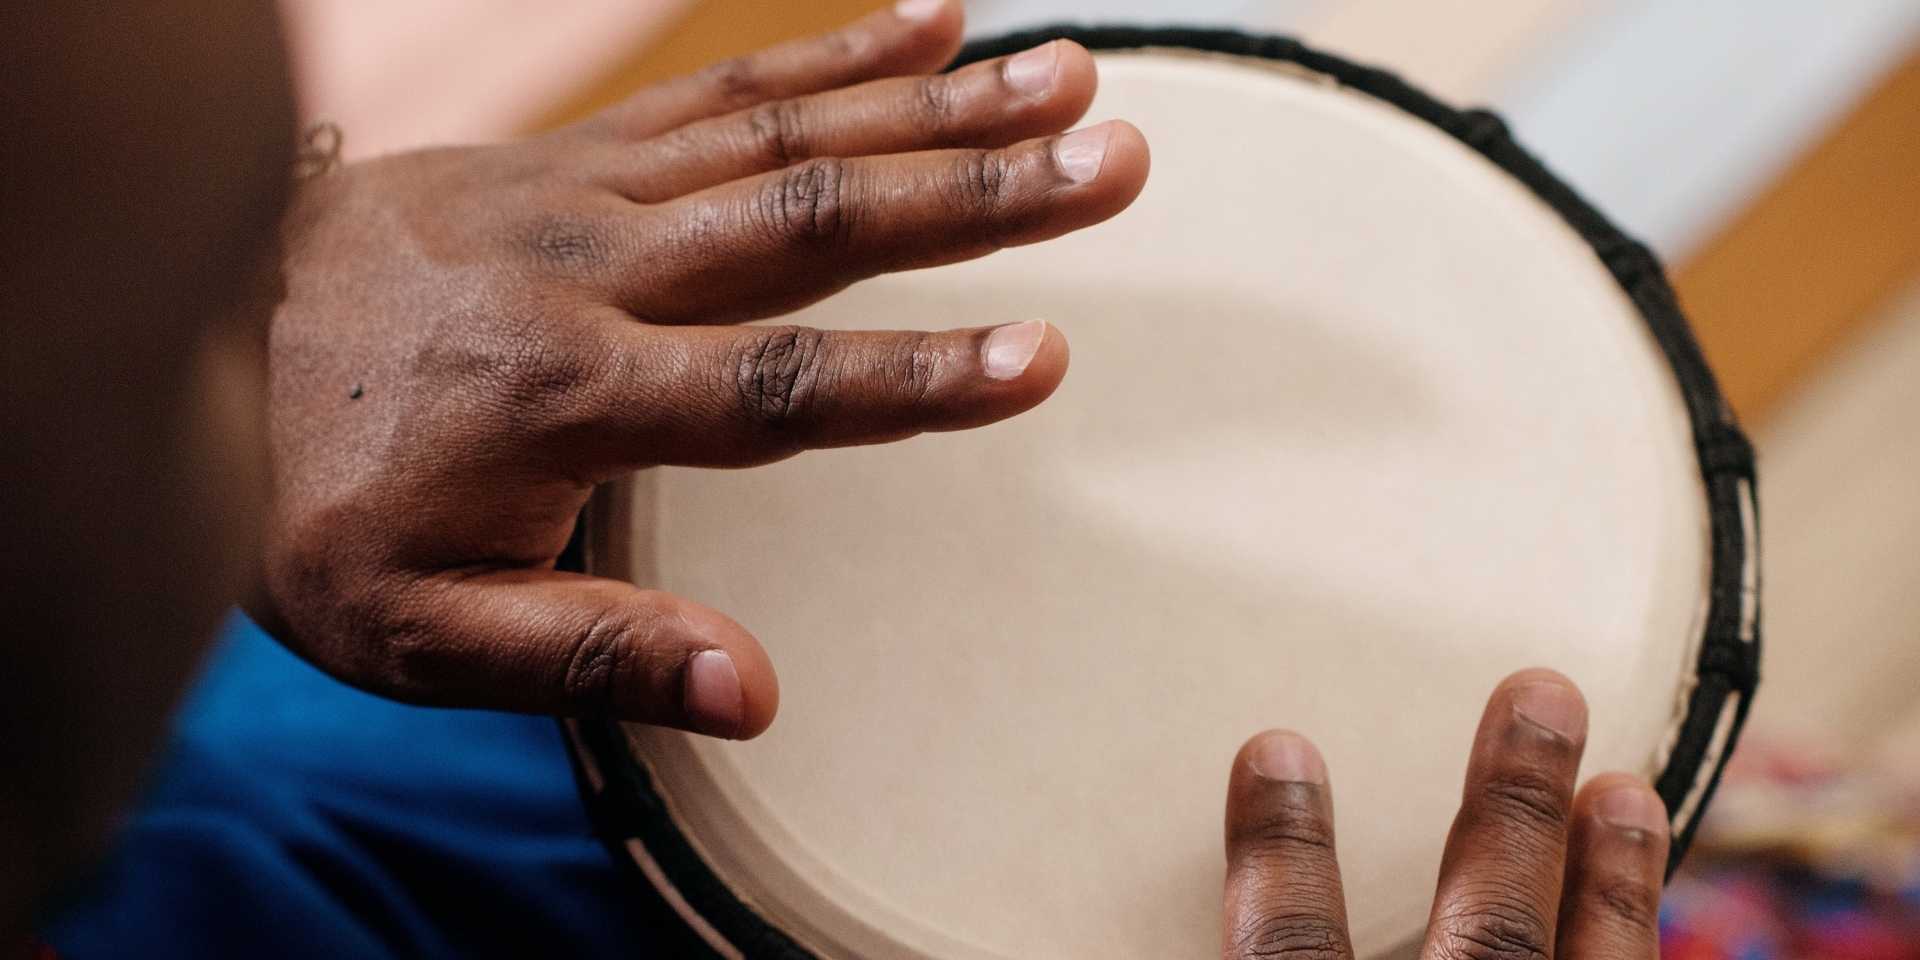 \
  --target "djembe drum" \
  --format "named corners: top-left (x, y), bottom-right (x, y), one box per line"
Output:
top-left (564, 28), bottom-right (1760, 960)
